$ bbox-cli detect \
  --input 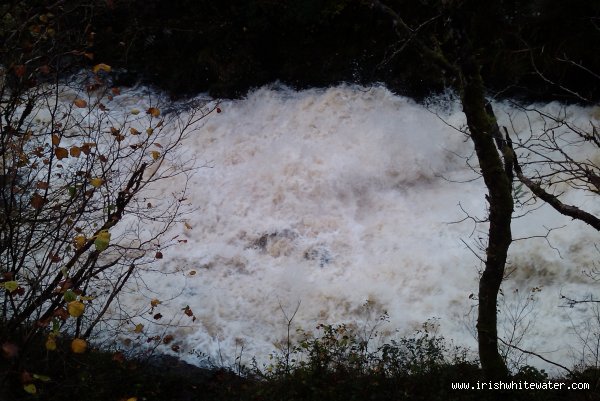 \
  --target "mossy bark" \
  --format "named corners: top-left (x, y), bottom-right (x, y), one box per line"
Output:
top-left (373, 0), bottom-right (514, 379)
top-left (459, 55), bottom-right (512, 380)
